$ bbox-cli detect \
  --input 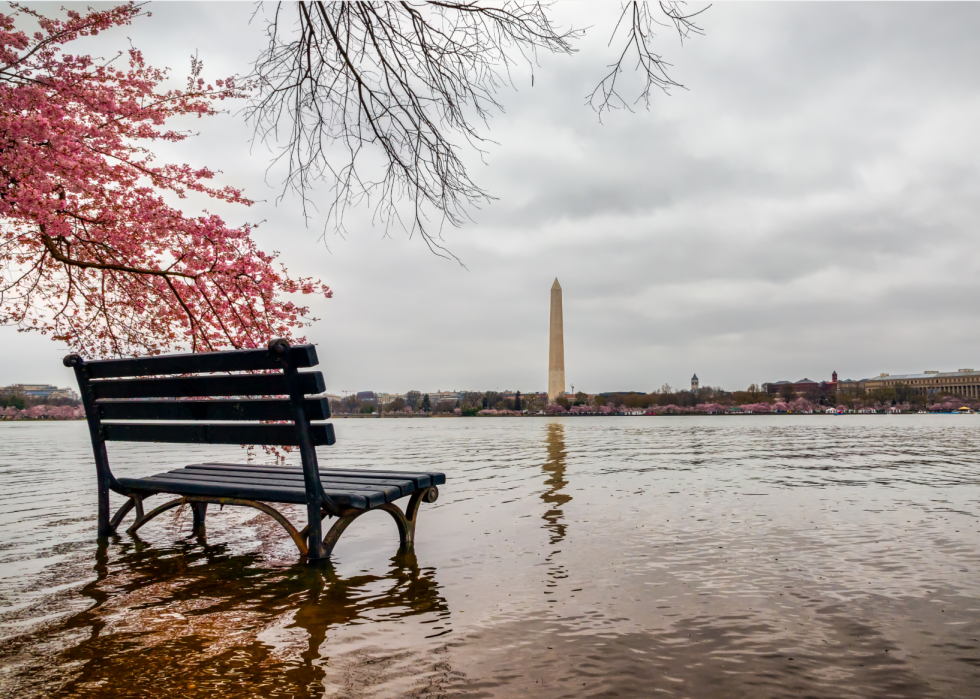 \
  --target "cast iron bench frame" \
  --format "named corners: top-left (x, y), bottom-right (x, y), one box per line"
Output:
top-left (66, 339), bottom-right (444, 560)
